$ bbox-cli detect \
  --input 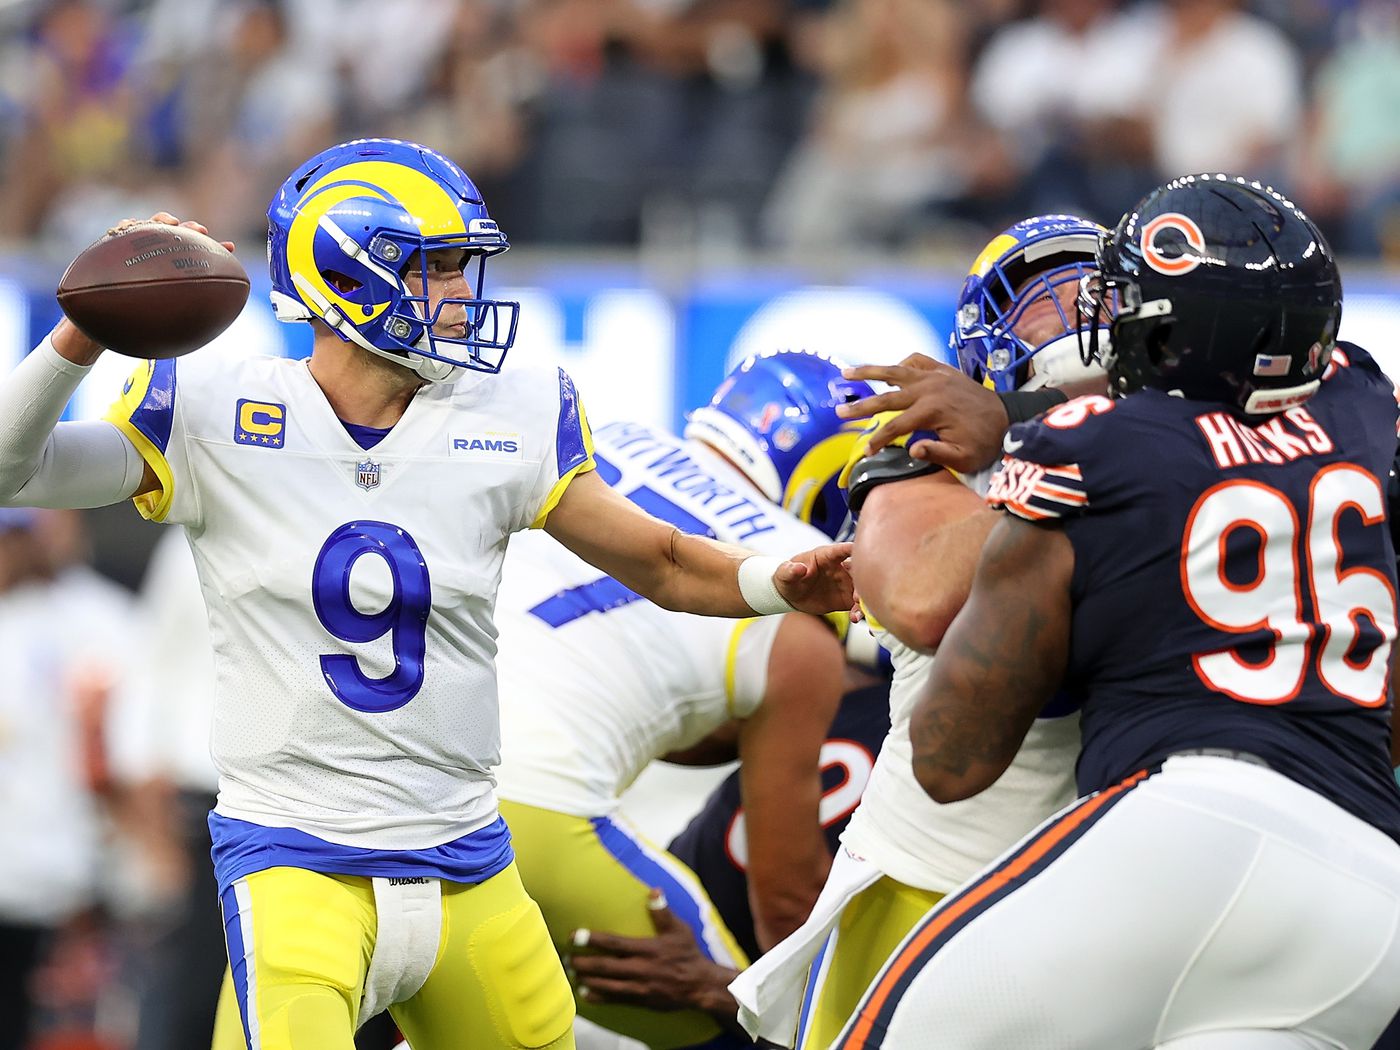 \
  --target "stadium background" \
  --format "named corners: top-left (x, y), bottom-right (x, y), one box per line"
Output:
top-left (2, 0), bottom-right (1400, 1047)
